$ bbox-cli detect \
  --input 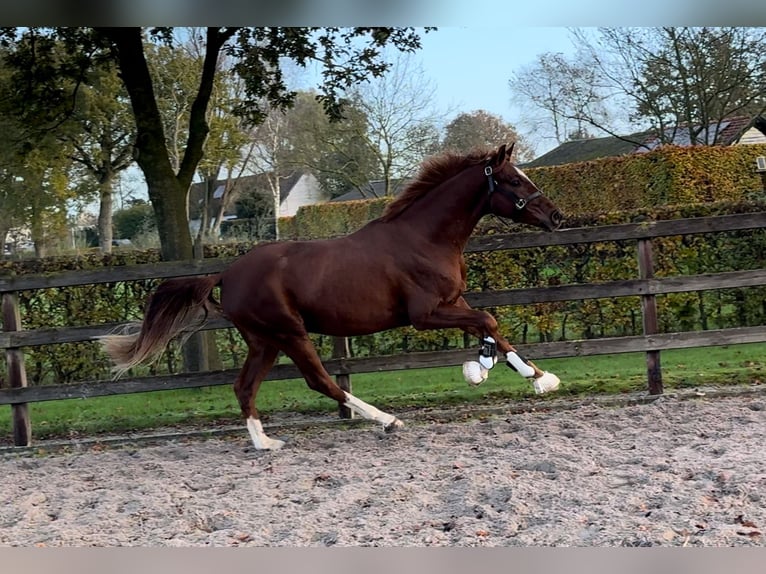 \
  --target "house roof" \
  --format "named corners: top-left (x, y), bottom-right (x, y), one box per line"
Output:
top-left (524, 115), bottom-right (766, 168)
top-left (188, 171), bottom-right (305, 218)
top-left (331, 179), bottom-right (410, 202)
top-left (523, 136), bottom-right (639, 168)
top-left (636, 115), bottom-right (760, 151)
